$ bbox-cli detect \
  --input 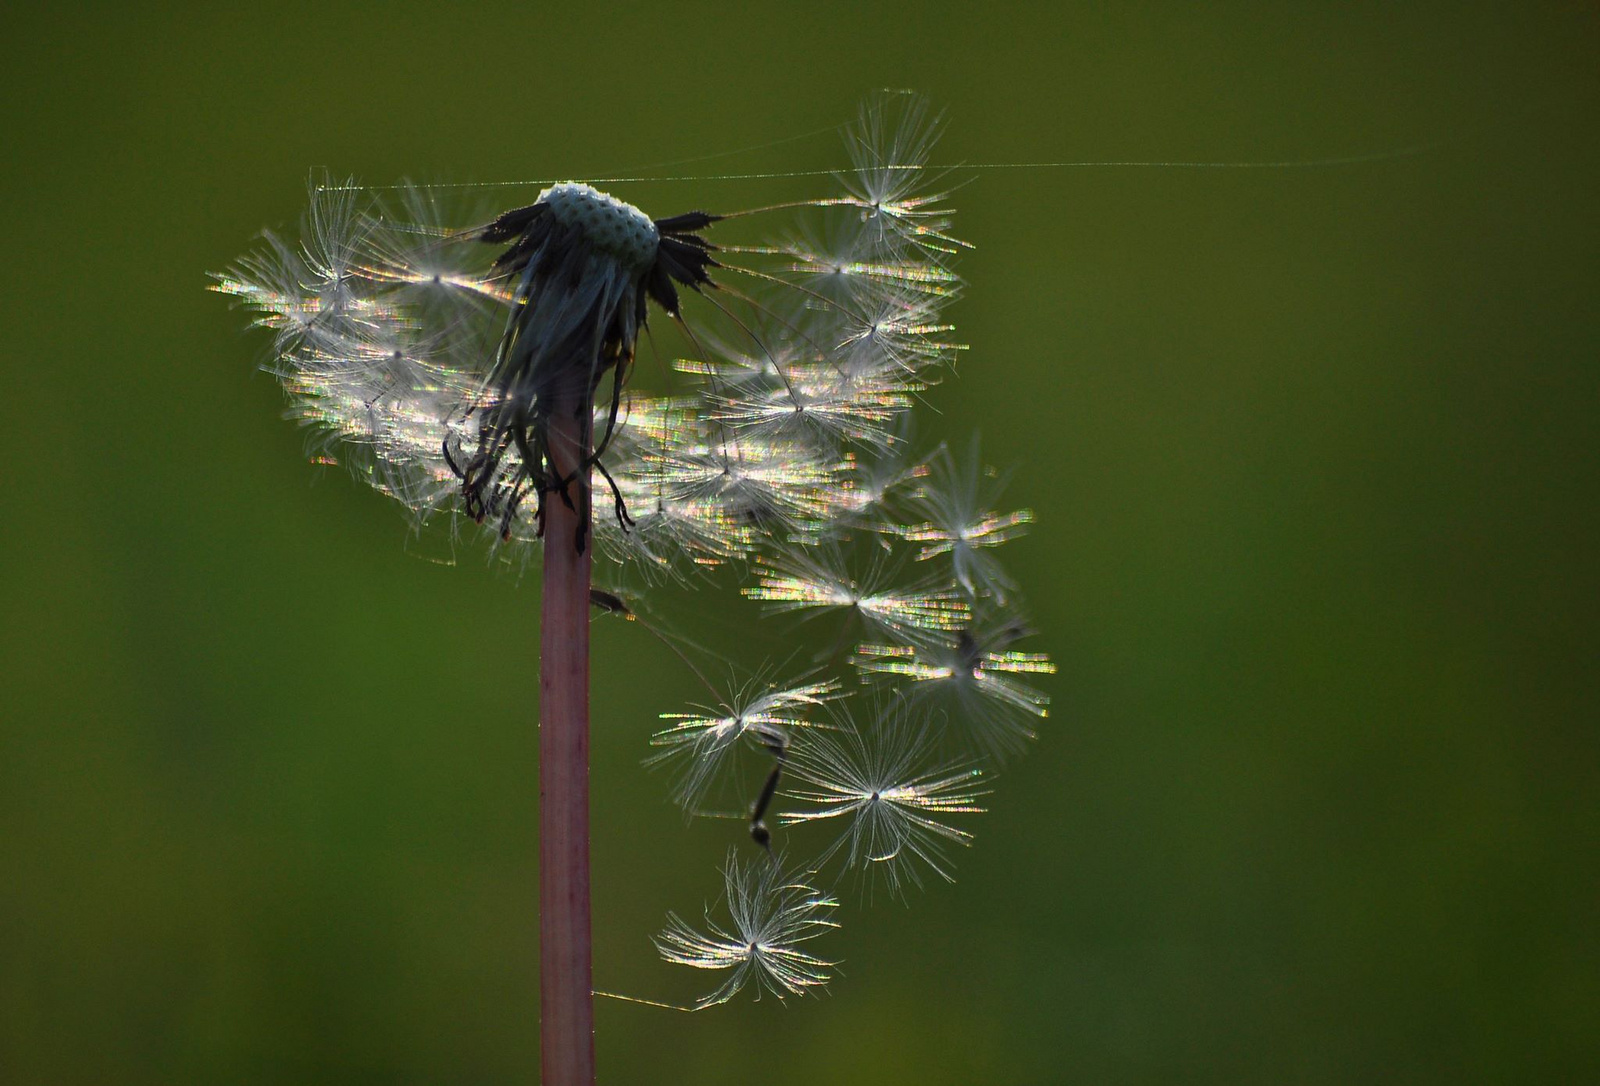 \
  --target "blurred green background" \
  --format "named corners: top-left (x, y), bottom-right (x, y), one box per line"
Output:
top-left (2, 2), bottom-right (1595, 1082)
